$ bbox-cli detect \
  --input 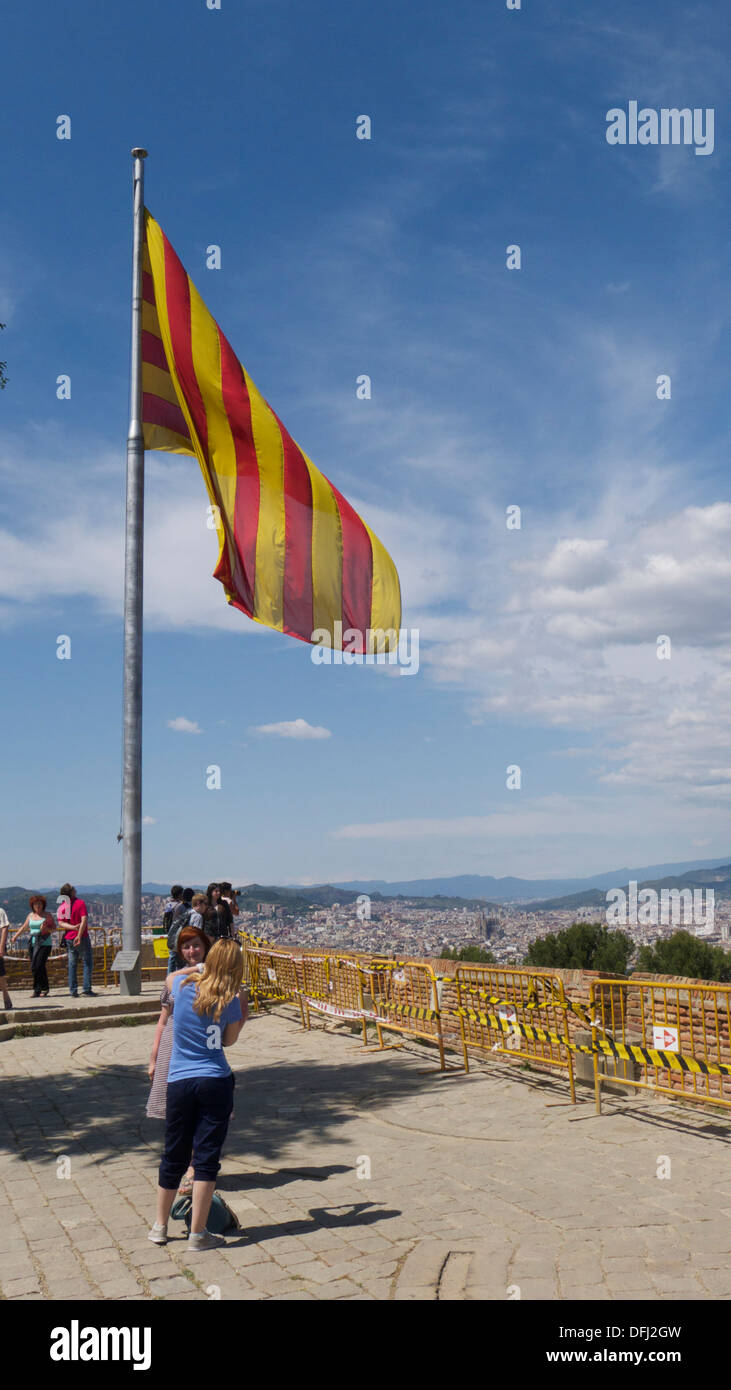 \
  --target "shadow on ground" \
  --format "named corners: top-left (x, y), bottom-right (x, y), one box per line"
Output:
top-left (208, 1203), bottom-right (404, 1247)
top-left (0, 1037), bottom-right (473, 1168)
top-left (617, 1103), bottom-right (731, 1144)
